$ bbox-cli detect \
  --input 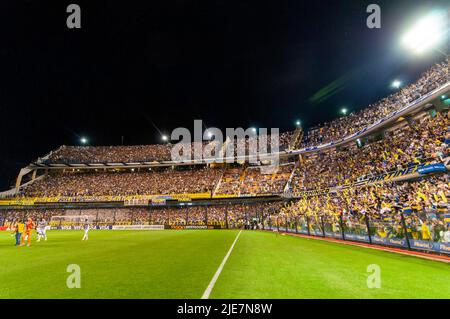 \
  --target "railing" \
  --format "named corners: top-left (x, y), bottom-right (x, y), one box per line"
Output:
top-left (264, 211), bottom-right (450, 255)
